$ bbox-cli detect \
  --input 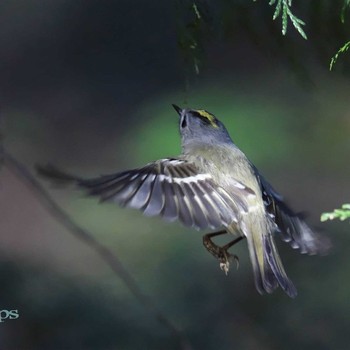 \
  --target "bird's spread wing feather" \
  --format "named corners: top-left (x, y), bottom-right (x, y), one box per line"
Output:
top-left (37, 159), bottom-right (248, 231)
top-left (256, 170), bottom-right (330, 255)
